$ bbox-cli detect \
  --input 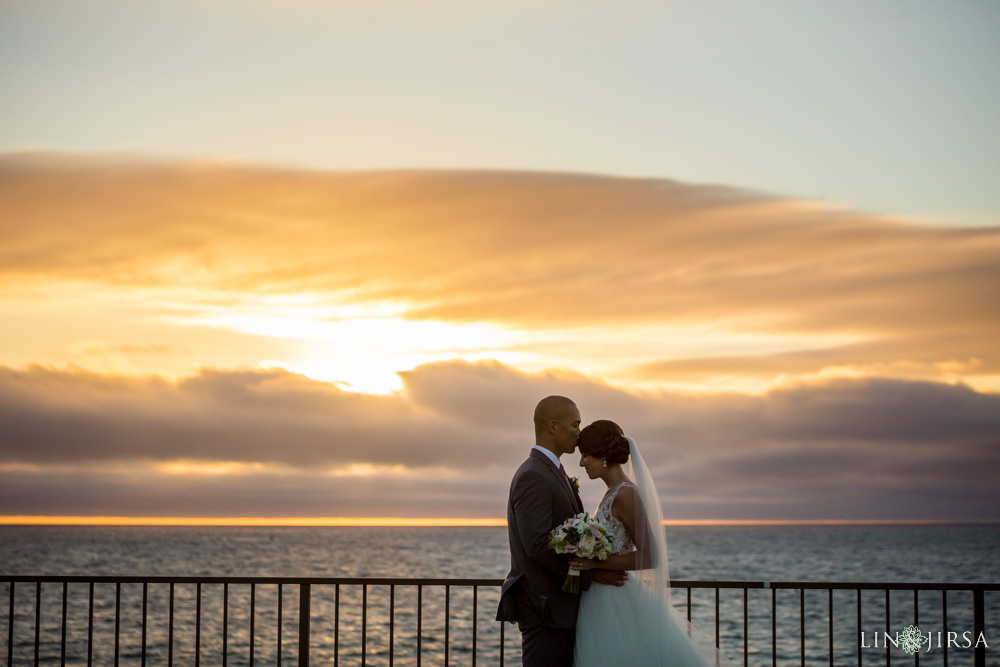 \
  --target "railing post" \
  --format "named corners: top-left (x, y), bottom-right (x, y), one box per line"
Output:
top-left (973, 588), bottom-right (985, 667)
top-left (8, 581), bottom-right (14, 667)
top-left (298, 583), bottom-right (311, 667)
